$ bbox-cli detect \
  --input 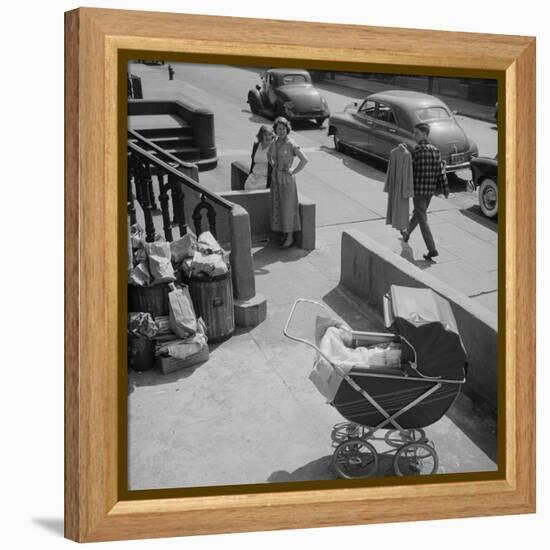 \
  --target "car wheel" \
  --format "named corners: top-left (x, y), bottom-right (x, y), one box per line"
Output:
top-left (315, 118), bottom-right (325, 127)
top-left (478, 178), bottom-right (498, 218)
top-left (333, 131), bottom-right (344, 152)
top-left (247, 91), bottom-right (260, 114)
